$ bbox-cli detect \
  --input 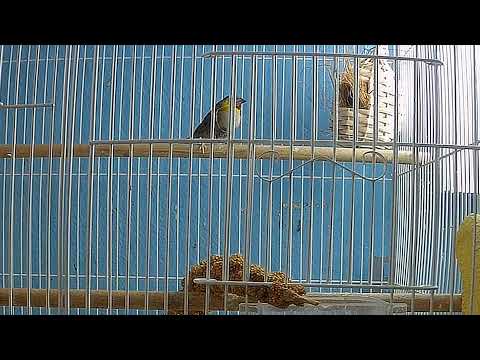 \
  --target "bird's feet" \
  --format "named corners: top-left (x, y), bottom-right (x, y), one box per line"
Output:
top-left (200, 143), bottom-right (206, 155)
